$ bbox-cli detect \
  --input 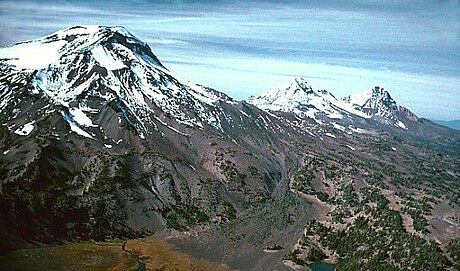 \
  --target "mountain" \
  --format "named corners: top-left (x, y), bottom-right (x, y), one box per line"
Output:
top-left (1, 26), bottom-right (460, 271)
top-left (246, 77), bottom-right (369, 122)
top-left (343, 86), bottom-right (412, 128)
top-left (344, 86), bottom-right (397, 117)
top-left (0, 25), bottom-right (238, 138)
top-left (0, 25), bottom-right (298, 251)
top-left (247, 78), bottom-right (416, 132)
top-left (433, 119), bottom-right (460, 131)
